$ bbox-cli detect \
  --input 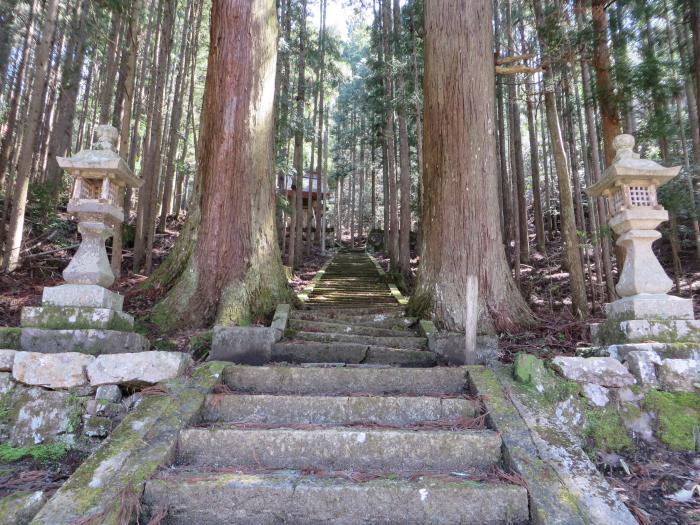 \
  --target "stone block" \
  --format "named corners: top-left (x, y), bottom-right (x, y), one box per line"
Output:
top-left (20, 328), bottom-right (149, 355)
top-left (21, 306), bottom-right (134, 331)
top-left (656, 359), bottom-right (700, 392)
top-left (86, 399), bottom-right (125, 418)
top-left (42, 284), bottom-right (124, 310)
top-left (0, 372), bottom-right (14, 394)
top-left (606, 294), bottom-right (694, 321)
top-left (603, 342), bottom-right (699, 362)
top-left (210, 326), bottom-right (281, 365)
top-left (9, 387), bottom-right (84, 446)
top-left (83, 415), bottom-right (112, 437)
top-left (12, 352), bottom-right (94, 389)
top-left (0, 490), bottom-right (46, 525)
top-left (617, 319), bottom-right (700, 344)
top-left (550, 356), bottom-right (636, 387)
top-left (87, 351), bottom-right (193, 386)
top-left (270, 304), bottom-right (291, 333)
top-left (626, 350), bottom-right (662, 387)
top-left (582, 383), bottom-right (609, 407)
top-left (0, 349), bottom-right (16, 371)
top-left (427, 331), bottom-right (499, 365)
top-left (96, 384), bottom-right (122, 403)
